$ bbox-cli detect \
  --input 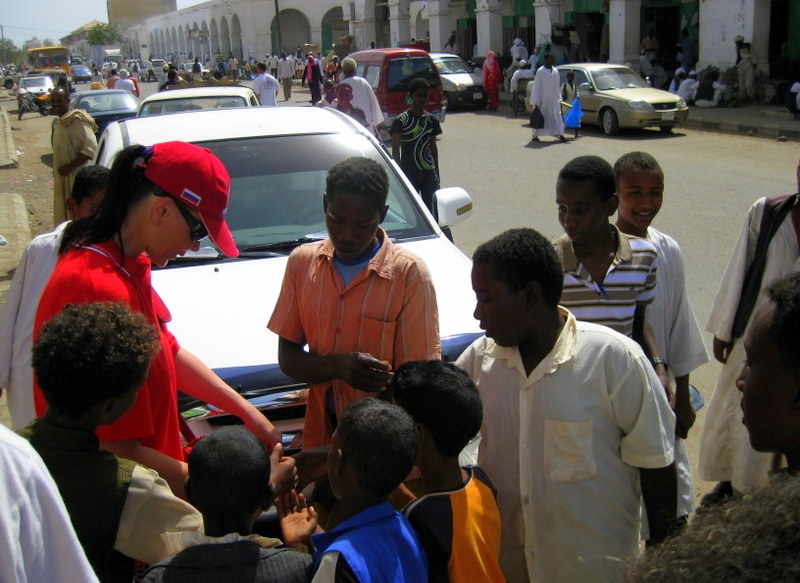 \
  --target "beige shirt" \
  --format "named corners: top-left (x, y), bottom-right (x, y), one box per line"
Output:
top-left (51, 110), bottom-right (97, 224)
top-left (115, 464), bottom-right (204, 565)
top-left (457, 310), bottom-right (675, 583)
